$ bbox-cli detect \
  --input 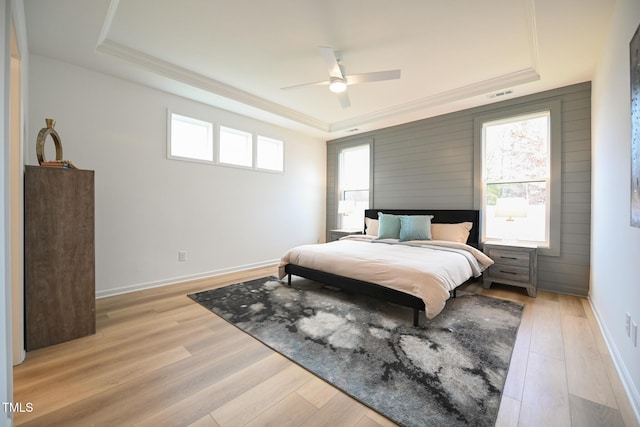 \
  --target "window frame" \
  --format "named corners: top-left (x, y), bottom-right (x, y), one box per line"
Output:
top-left (256, 135), bottom-right (285, 172)
top-left (167, 112), bottom-right (214, 164)
top-left (218, 125), bottom-right (253, 169)
top-left (336, 140), bottom-right (374, 230)
top-left (473, 100), bottom-right (561, 256)
top-left (166, 110), bottom-right (284, 174)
